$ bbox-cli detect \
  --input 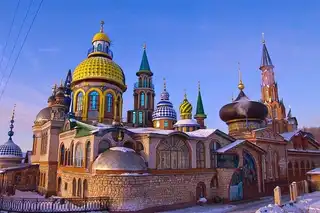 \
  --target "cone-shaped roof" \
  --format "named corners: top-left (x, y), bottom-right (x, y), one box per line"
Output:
top-left (136, 44), bottom-right (153, 76)
top-left (194, 82), bottom-right (207, 119)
